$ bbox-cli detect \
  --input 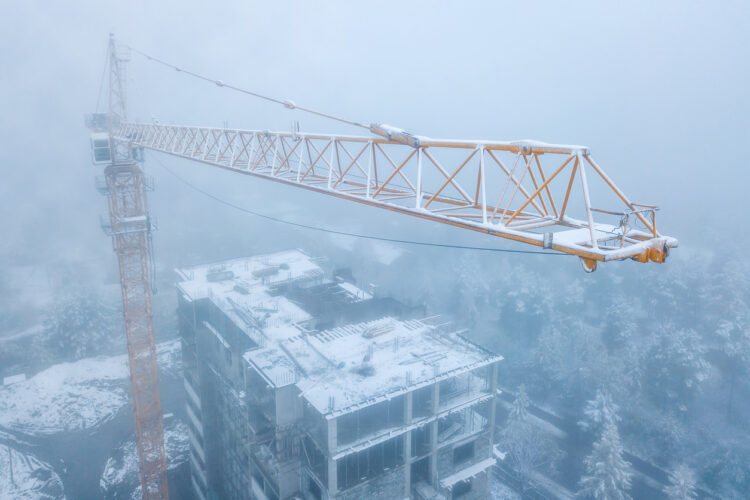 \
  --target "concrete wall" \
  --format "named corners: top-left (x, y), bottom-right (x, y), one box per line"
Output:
top-left (276, 384), bottom-right (302, 426)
